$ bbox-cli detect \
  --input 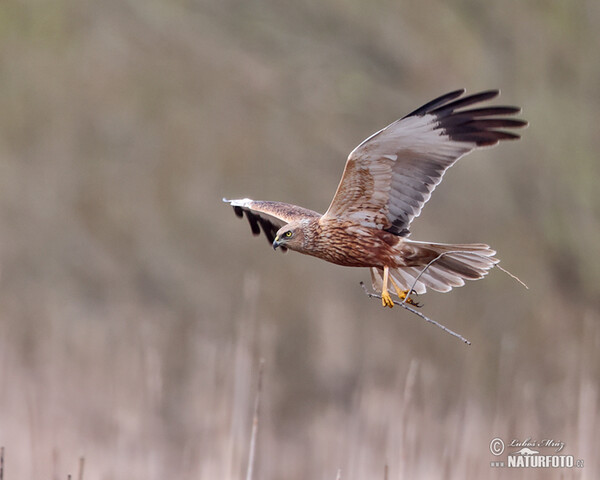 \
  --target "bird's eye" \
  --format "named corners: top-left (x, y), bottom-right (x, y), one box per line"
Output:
top-left (284, 231), bottom-right (293, 238)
